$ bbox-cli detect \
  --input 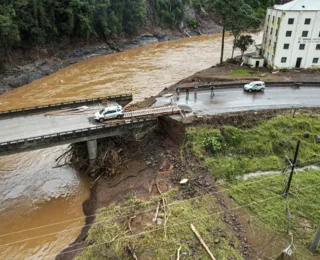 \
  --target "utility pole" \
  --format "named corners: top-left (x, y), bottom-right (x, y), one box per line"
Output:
top-left (310, 224), bottom-right (320, 253)
top-left (284, 140), bottom-right (300, 196)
